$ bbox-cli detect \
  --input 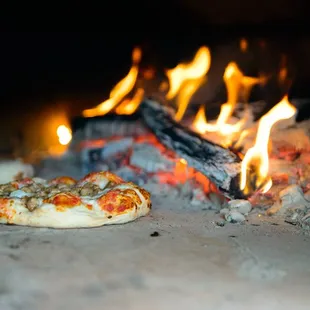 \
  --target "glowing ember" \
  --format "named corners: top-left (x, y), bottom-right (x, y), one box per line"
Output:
top-left (240, 96), bottom-right (296, 195)
top-left (240, 38), bottom-right (248, 52)
top-left (57, 125), bottom-right (72, 146)
top-left (165, 46), bottom-right (211, 121)
top-left (115, 88), bottom-right (145, 115)
top-left (83, 47), bottom-right (142, 117)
